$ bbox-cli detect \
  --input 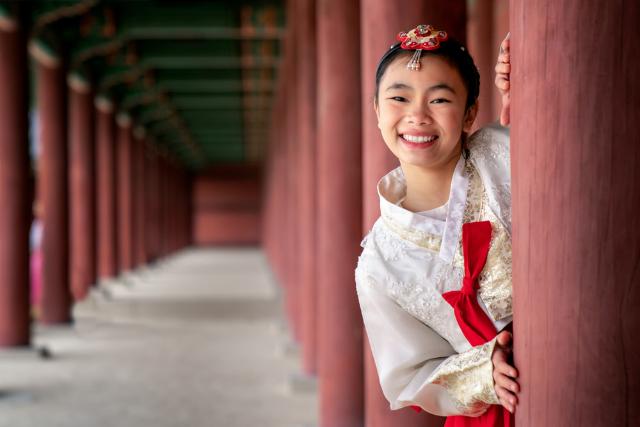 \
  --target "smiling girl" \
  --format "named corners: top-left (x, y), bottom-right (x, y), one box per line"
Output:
top-left (356, 25), bottom-right (516, 427)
